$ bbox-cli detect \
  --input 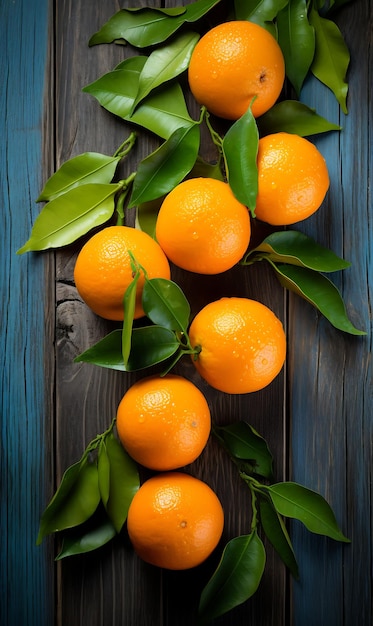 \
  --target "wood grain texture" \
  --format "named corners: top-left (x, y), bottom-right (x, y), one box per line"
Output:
top-left (290, 2), bottom-right (373, 625)
top-left (0, 1), bottom-right (55, 625)
top-left (2, 0), bottom-right (371, 624)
